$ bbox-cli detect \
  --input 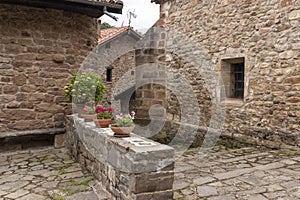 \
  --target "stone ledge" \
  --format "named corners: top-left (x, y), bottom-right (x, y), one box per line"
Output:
top-left (71, 114), bottom-right (174, 173)
top-left (0, 128), bottom-right (66, 138)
